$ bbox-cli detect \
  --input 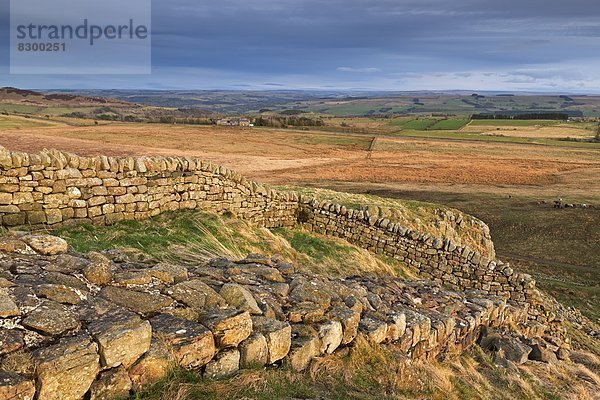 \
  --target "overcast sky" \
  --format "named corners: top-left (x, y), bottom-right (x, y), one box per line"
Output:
top-left (1, 0), bottom-right (600, 92)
